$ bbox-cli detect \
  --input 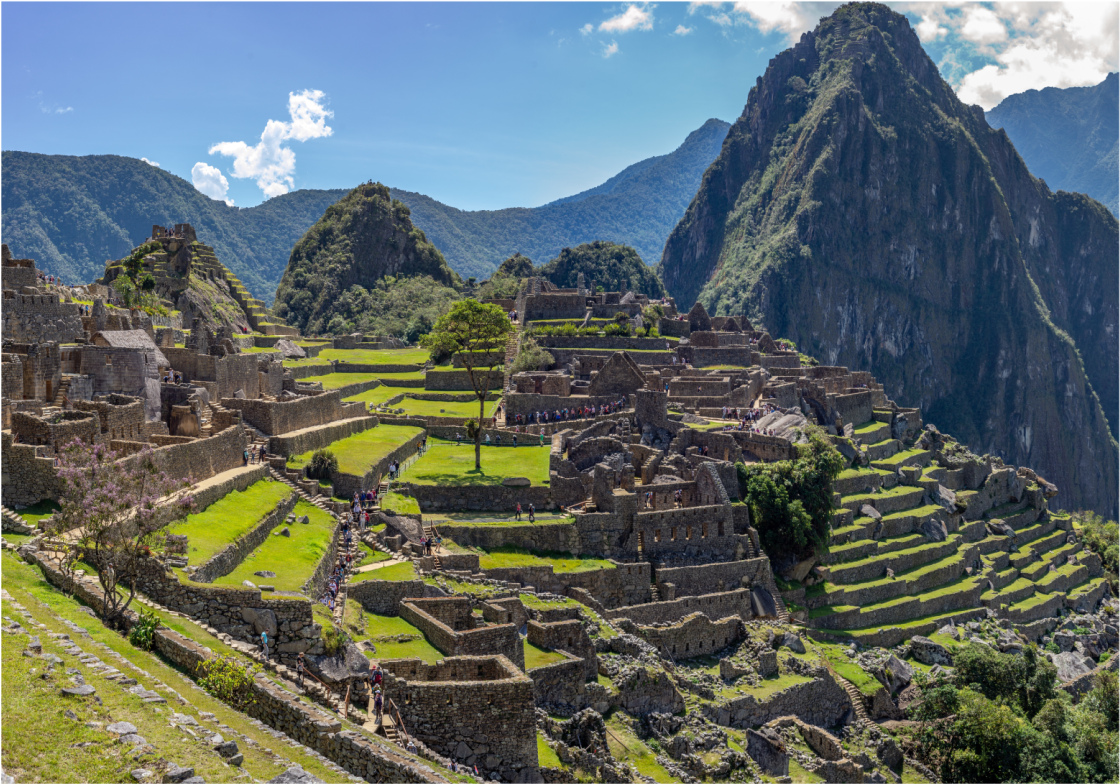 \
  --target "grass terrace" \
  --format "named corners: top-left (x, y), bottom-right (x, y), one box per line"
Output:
top-left (466, 545), bottom-right (614, 574)
top-left (289, 423), bottom-right (423, 477)
top-left (405, 437), bottom-right (551, 486)
top-left (12, 499), bottom-right (60, 527)
top-left (167, 479), bottom-right (293, 569)
top-left (213, 500), bottom-right (336, 592)
top-left (524, 640), bottom-right (567, 669)
top-left (352, 611), bottom-right (445, 663)
top-left (395, 397), bottom-right (501, 418)
top-left (344, 385), bottom-right (425, 407)
top-left (351, 560), bottom-right (418, 583)
top-left (380, 492), bottom-right (420, 516)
